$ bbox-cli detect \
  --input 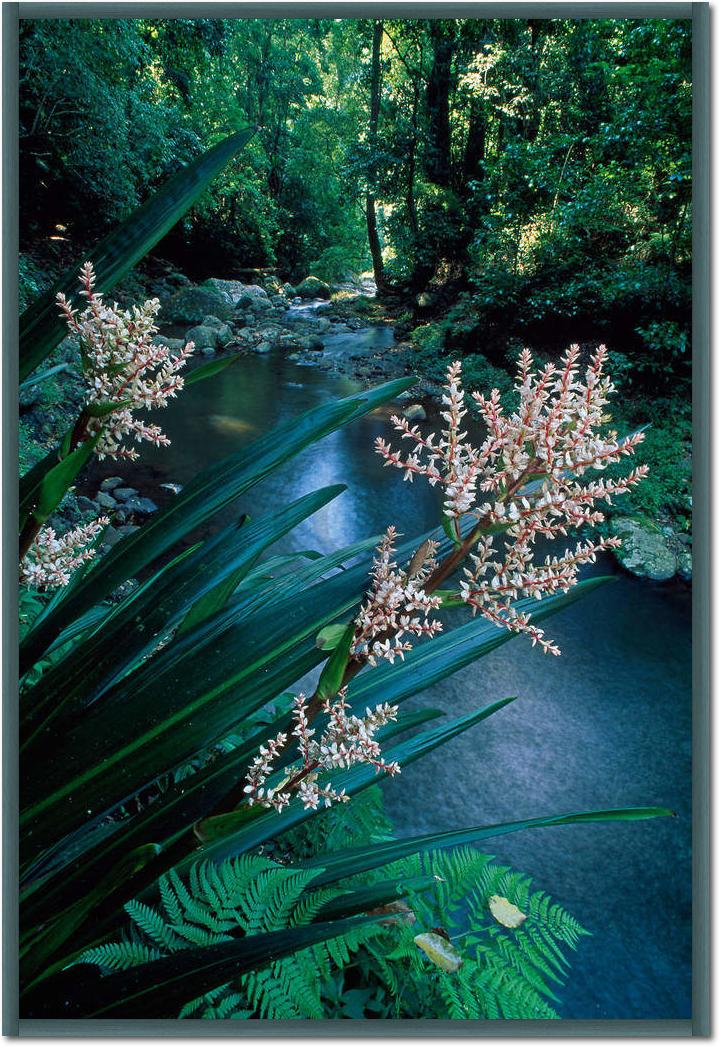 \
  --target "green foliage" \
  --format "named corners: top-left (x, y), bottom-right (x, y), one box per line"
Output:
top-left (76, 789), bottom-right (589, 1021)
top-left (281, 788), bottom-right (588, 1020)
top-left (20, 19), bottom-right (371, 281)
top-left (77, 856), bottom-right (379, 1019)
top-left (19, 128), bottom-right (254, 380)
top-left (278, 785), bottom-right (395, 860)
top-left (361, 847), bottom-right (588, 1020)
top-left (17, 18), bottom-right (684, 1013)
top-left (605, 394), bottom-right (692, 530)
top-left (412, 329), bottom-right (516, 402)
